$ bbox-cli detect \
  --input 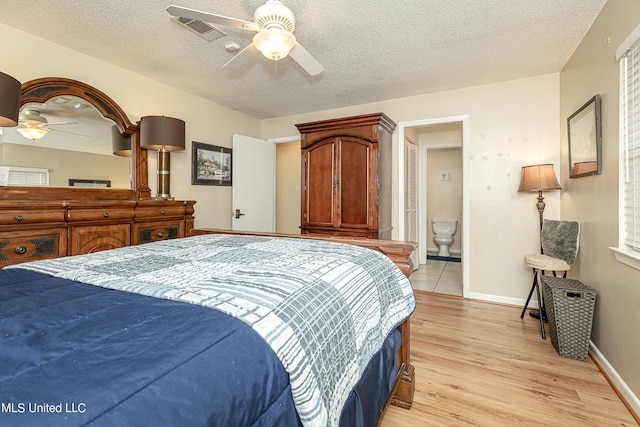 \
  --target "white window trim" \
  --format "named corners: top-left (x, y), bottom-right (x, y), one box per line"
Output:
top-left (614, 23), bottom-right (640, 271)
